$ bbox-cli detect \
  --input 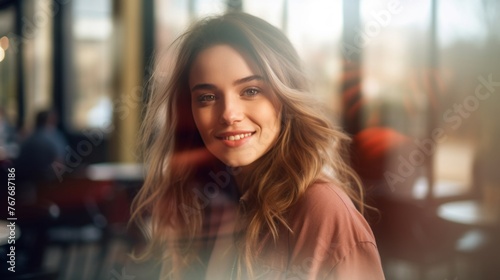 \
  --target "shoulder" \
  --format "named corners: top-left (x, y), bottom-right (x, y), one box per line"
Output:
top-left (287, 180), bottom-right (377, 253)
top-left (280, 181), bottom-right (383, 278)
top-left (294, 180), bottom-right (357, 214)
top-left (255, 180), bottom-right (384, 279)
top-left (290, 181), bottom-right (366, 230)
